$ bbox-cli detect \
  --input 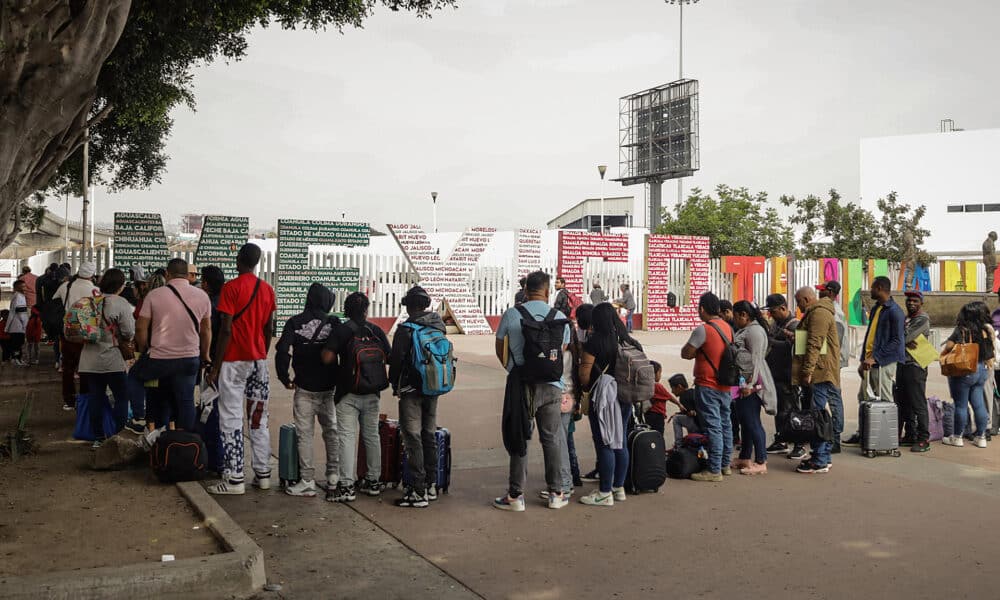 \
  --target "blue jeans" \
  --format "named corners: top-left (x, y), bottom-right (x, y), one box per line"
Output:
top-left (735, 393), bottom-right (767, 463)
top-left (126, 368), bottom-right (146, 420)
top-left (811, 383), bottom-right (841, 465)
top-left (134, 357), bottom-right (200, 431)
top-left (948, 364), bottom-right (989, 438)
top-left (696, 386), bottom-right (733, 473)
top-left (626, 309), bottom-right (634, 333)
top-left (589, 401), bottom-right (631, 493)
top-left (86, 371), bottom-right (129, 439)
